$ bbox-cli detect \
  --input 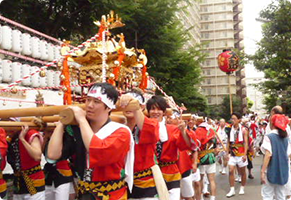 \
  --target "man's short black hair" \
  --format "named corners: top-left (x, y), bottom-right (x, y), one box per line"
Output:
top-left (231, 112), bottom-right (242, 119)
top-left (146, 96), bottom-right (169, 112)
top-left (88, 82), bottom-right (119, 104)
